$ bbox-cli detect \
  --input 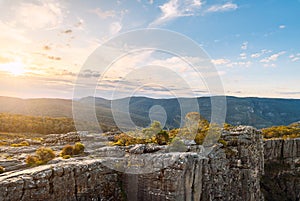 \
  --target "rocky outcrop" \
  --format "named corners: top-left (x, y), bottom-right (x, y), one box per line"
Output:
top-left (121, 126), bottom-right (264, 201)
top-left (43, 132), bottom-right (80, 146)
top-left (261, 138), bottom-right (300, 201)
top-left (0, 160), bottom-right (124, 201)
top-left (0, 126), bottom-right (265, 201)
